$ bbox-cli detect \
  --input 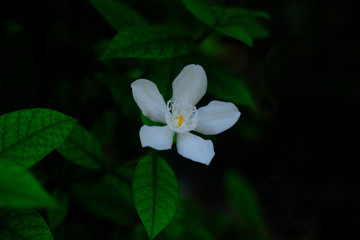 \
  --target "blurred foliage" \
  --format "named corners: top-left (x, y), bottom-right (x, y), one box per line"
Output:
top-left (1, 0), bottom-right (356, 239)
